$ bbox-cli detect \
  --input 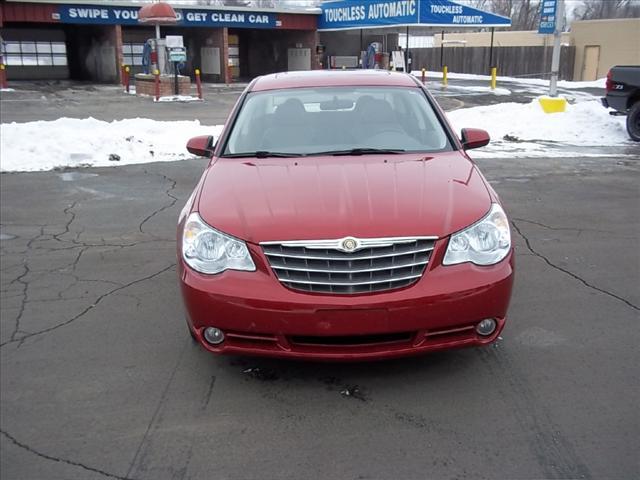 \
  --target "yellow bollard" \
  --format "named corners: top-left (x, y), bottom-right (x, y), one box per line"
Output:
top-left (442, 66), bottom-right (448, 87)
top-left (124, 65), bottom-right (130, 93)
top-left (0, 63), bottom-right (7, 89)
top-left (421, 67), bottom-right (426, 84)
top-left (490, 67), bottom-right (497, 90)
